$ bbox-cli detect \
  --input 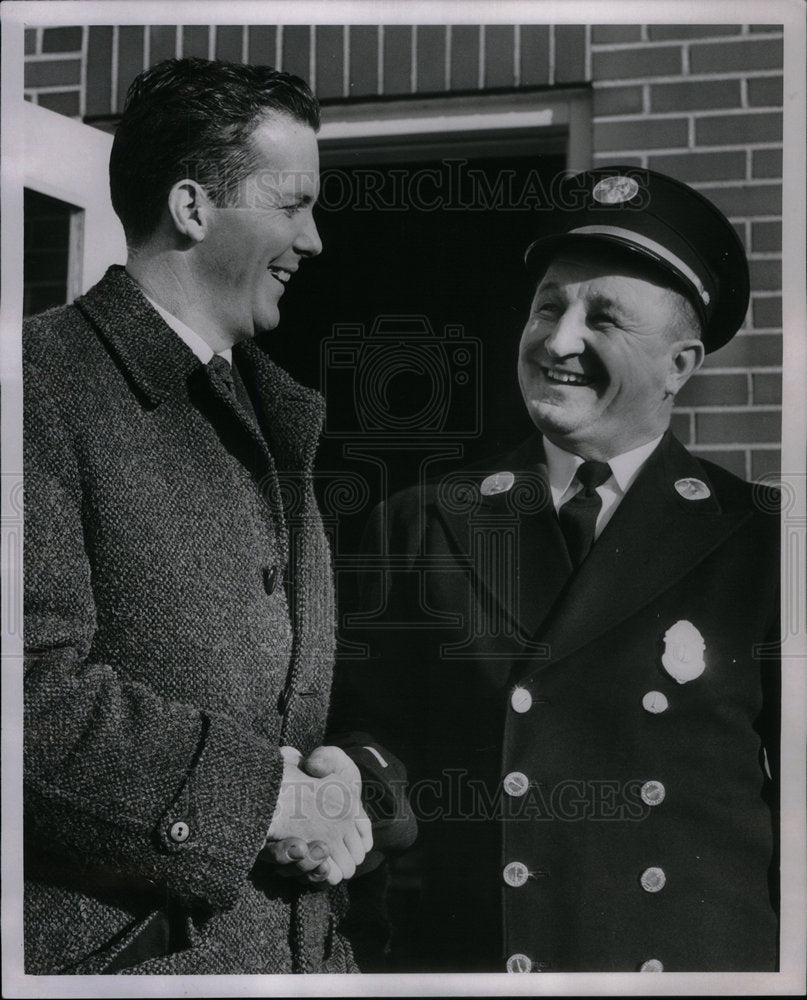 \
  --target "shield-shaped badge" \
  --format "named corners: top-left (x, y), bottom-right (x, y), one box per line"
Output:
top-left (661, 620), bottom-right (706, 684)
